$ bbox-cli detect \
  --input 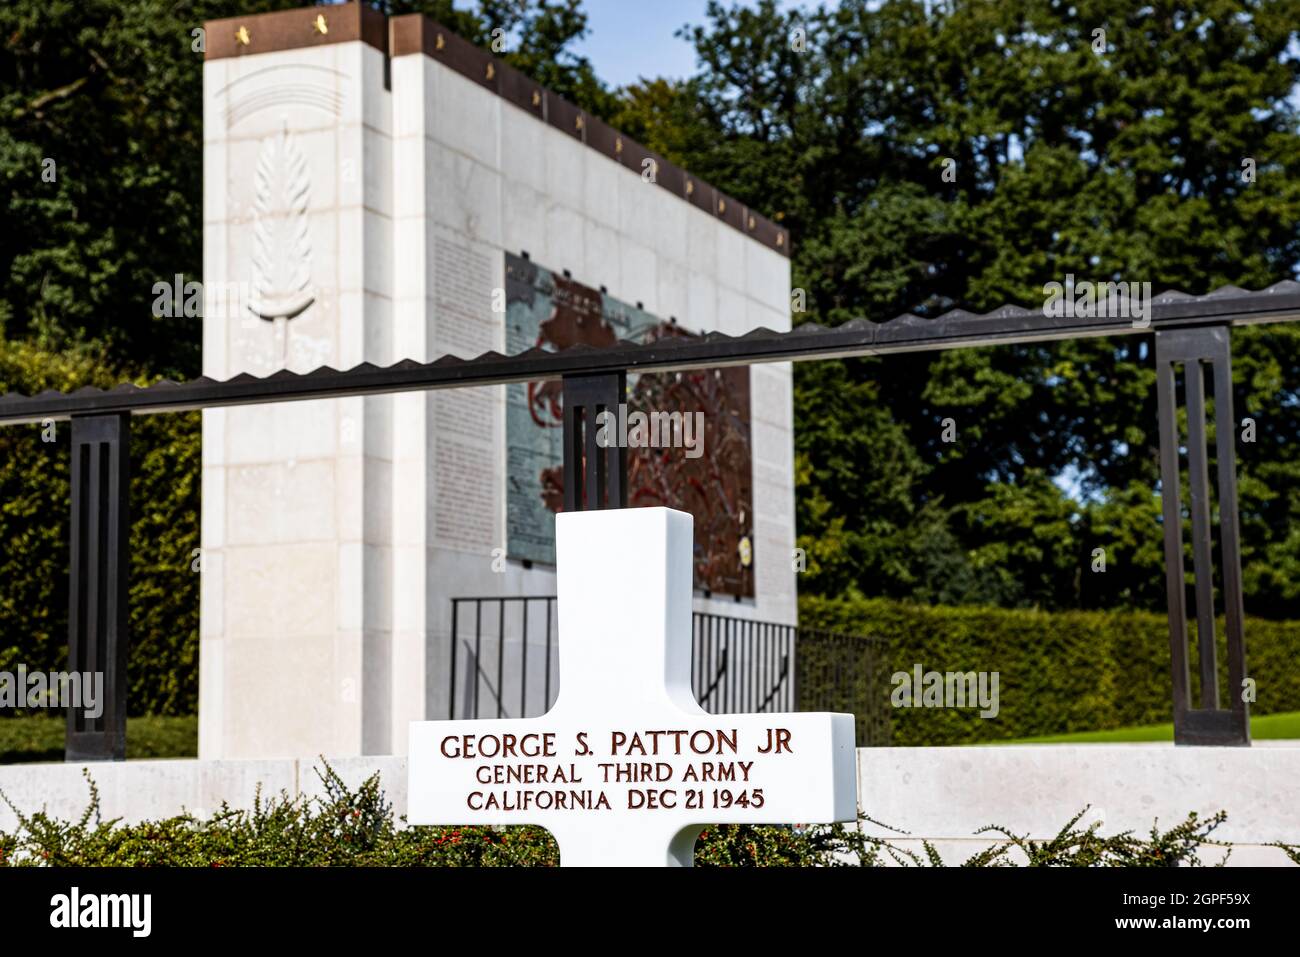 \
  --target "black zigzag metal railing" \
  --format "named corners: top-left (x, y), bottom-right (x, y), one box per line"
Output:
top-left (3, 282), bottom-right (1292, 756)
top-left (2, 283), bottom-right (1299, 426)
top-left (448, 598), bottom-right (799, 720)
